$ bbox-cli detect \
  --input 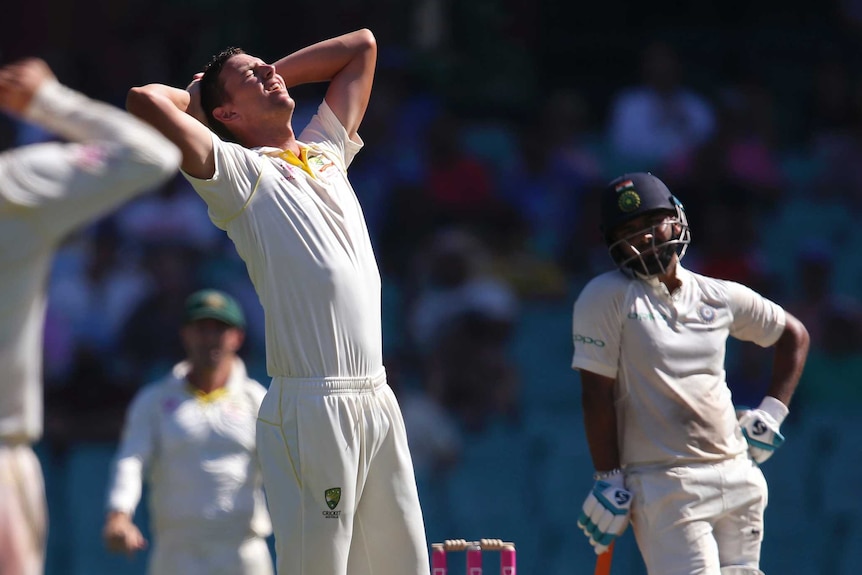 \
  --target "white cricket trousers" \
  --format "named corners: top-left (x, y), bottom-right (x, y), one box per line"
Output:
top-left (626, 453), bottom-right (768, 575)
top-left (148, 534), bottom-right (274, 575)
top-left (0, 442), bottom-right (47, 575)
top-left (256, 370), bottom-right (430, 575)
